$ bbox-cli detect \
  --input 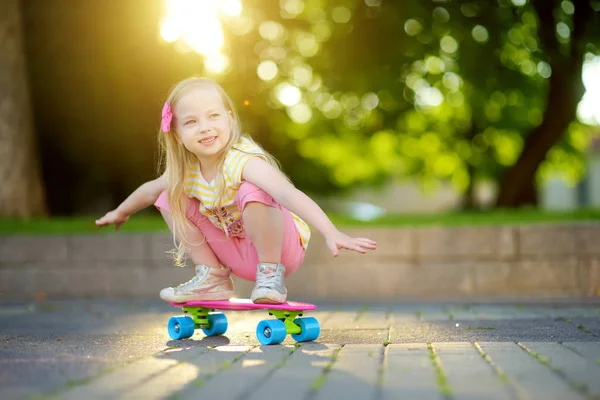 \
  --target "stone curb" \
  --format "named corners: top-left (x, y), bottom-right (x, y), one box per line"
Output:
top-left (1, 222), bottom-right (599, 300)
